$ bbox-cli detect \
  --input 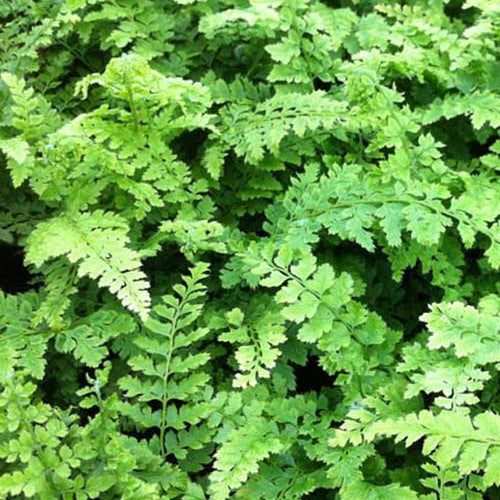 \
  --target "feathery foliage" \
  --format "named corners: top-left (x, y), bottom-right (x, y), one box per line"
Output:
top-left (1, 0), bottom-right (499, 498)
